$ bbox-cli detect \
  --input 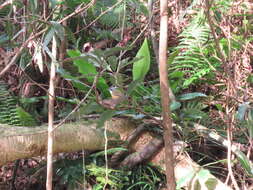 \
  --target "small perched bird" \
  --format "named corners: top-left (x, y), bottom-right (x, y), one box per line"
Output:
top-left (101, 87), bottom-right (126, 109)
